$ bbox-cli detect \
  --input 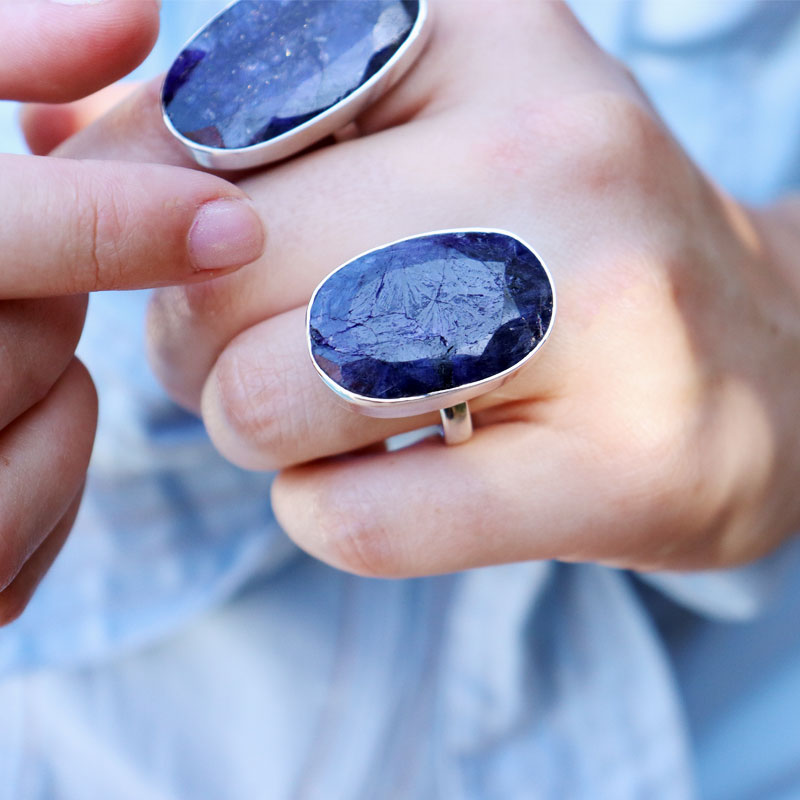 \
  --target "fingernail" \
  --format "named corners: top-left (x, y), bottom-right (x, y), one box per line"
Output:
top-left (188, 199), bottom-right (265, 272)
top-left (50, 0), bottom-right (108, 5)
